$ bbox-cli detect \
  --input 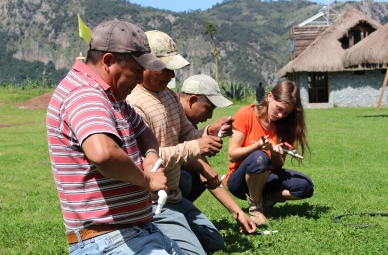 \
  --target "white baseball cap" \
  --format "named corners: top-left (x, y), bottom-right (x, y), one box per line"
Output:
top-left (181, 74), bottom-right (232, 108)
